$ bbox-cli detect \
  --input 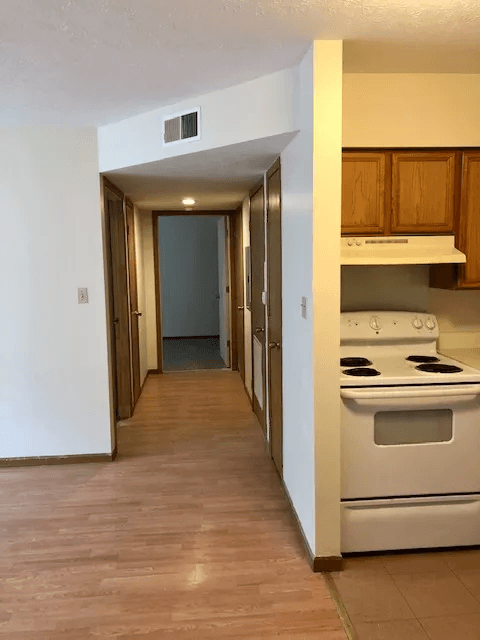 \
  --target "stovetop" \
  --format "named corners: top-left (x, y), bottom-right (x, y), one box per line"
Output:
top-left (340, 311), bottom-right (480, 387)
